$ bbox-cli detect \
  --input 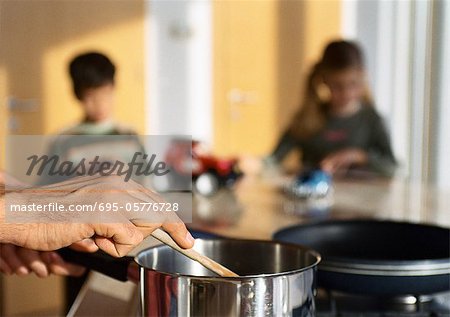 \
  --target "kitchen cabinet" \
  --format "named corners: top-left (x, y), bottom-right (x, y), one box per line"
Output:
top-left (1, 275), bottom-right (64, 316)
